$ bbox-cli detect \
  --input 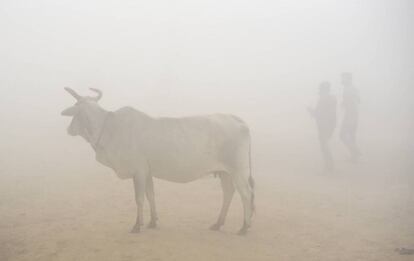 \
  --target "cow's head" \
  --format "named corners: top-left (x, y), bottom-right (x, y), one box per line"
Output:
top-left (61, 87), bottom-right (103, 140)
